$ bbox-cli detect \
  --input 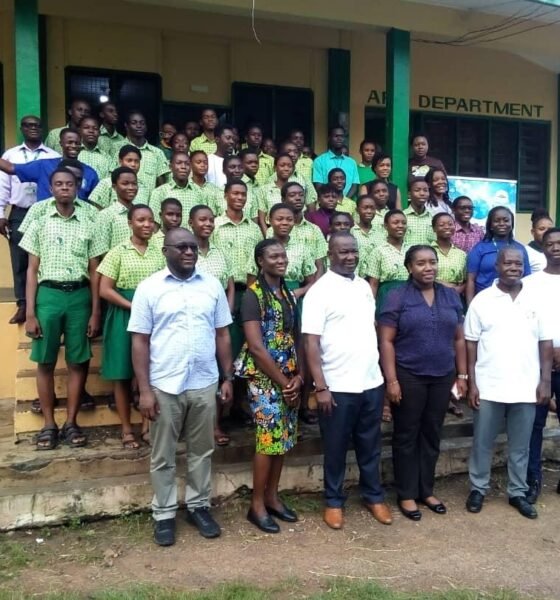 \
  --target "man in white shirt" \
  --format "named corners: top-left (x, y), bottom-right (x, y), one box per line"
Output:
top-left (0, 115), bottom-right (59, 323)
top-left (464, 247), bottom-right (553, 519)
top-left (523, 227), bottom-right (560, 503)
top-left (128, 228), bottom-right (234, 546)
top-left (302, 231), bottom-right (392, 530)
top-left (206, 123), bottom-right (235, 187)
